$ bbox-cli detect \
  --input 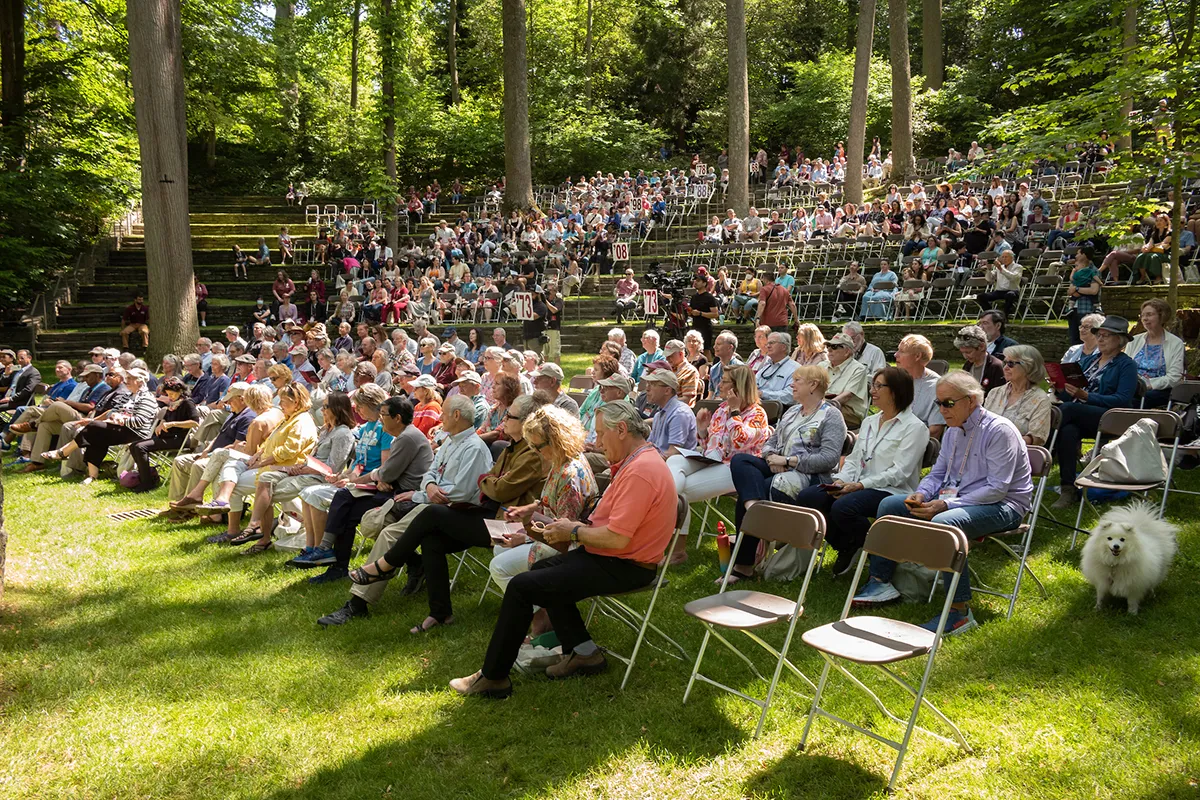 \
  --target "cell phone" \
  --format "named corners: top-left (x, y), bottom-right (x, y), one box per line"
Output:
top-left (820, 483), bottom-right (840, 492)
top-left (904, 497), bottom-right (923, 507)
